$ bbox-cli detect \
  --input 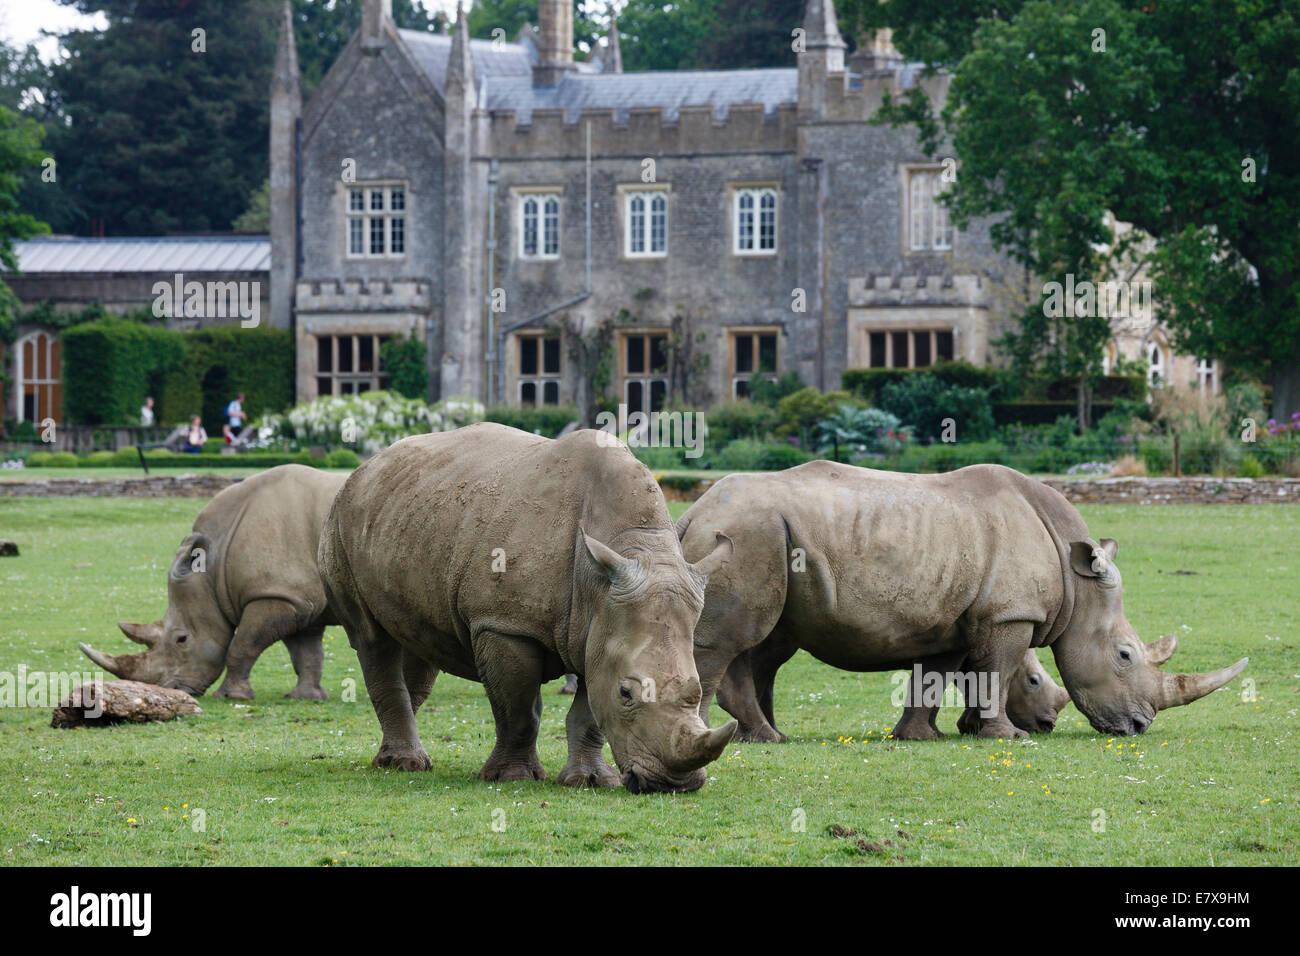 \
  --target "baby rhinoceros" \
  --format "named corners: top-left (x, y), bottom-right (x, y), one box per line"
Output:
top-left (80, 465), bottom-right (347, 699)
top-left (680, 462), bottom-right (1245, 740)
top-left (317, 423), bottom-right (737, 793)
